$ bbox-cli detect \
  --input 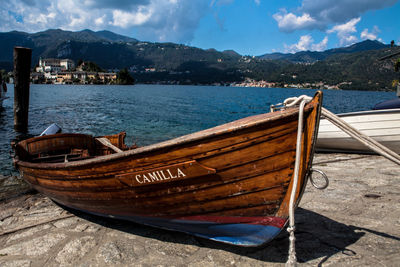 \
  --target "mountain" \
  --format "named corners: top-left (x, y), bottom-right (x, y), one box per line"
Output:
top-left (0, 29), bottom-right (398, 90)
top-left (265, 47), bottom-right (400, 90)
top-left (0, 29), bottom-right (245, 84)
top-left (30, 29), bottom-right (138, 44)
top-left (222, 50), bottom-right (241, 57)
top-left (87, 30), bottom-right (138, 43)
top-left (0, 29), bottom-right (139, 65)
top-left (328, 39), bottom-right (387, 53)
top-left (259, 40), bottom-right (389, 63)
top-left (0, 29), bottom-right (241, 68)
